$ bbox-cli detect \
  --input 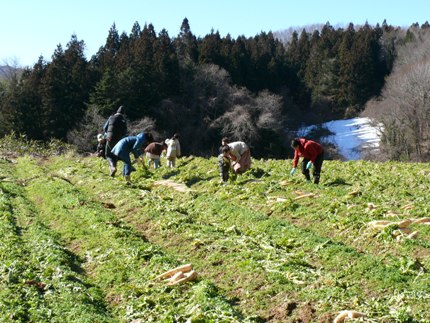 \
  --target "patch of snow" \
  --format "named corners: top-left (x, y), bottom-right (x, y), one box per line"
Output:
top-left (298, 117), bottom-right (383, 160)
